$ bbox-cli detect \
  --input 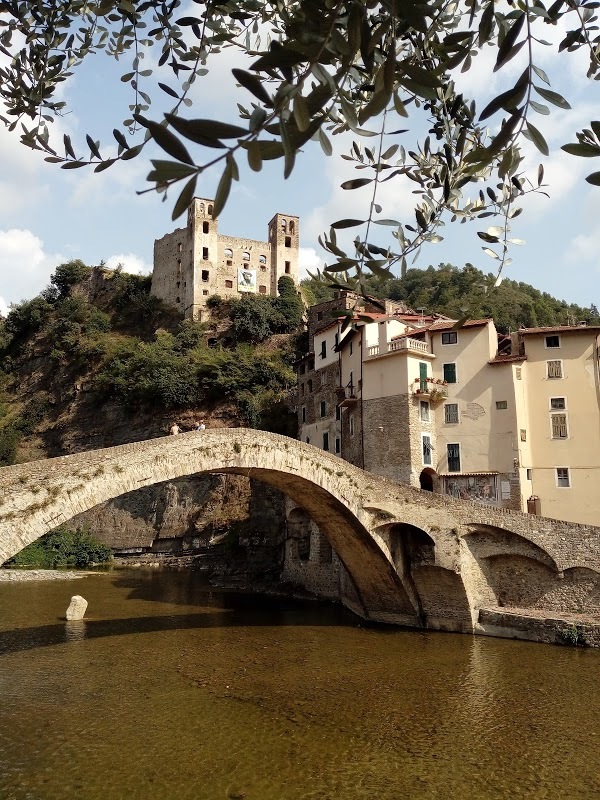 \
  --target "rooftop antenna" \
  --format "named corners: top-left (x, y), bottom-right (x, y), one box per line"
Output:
top-left (417, 307), bottom-right (426, 326)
